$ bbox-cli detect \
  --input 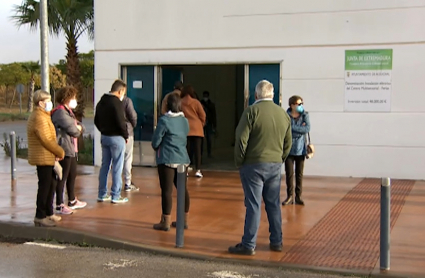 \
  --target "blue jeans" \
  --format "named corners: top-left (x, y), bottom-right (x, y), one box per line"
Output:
top-left (98, 135), bottom-right (126, 200)
top-left (239, 163), bottom-right (283, 249)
